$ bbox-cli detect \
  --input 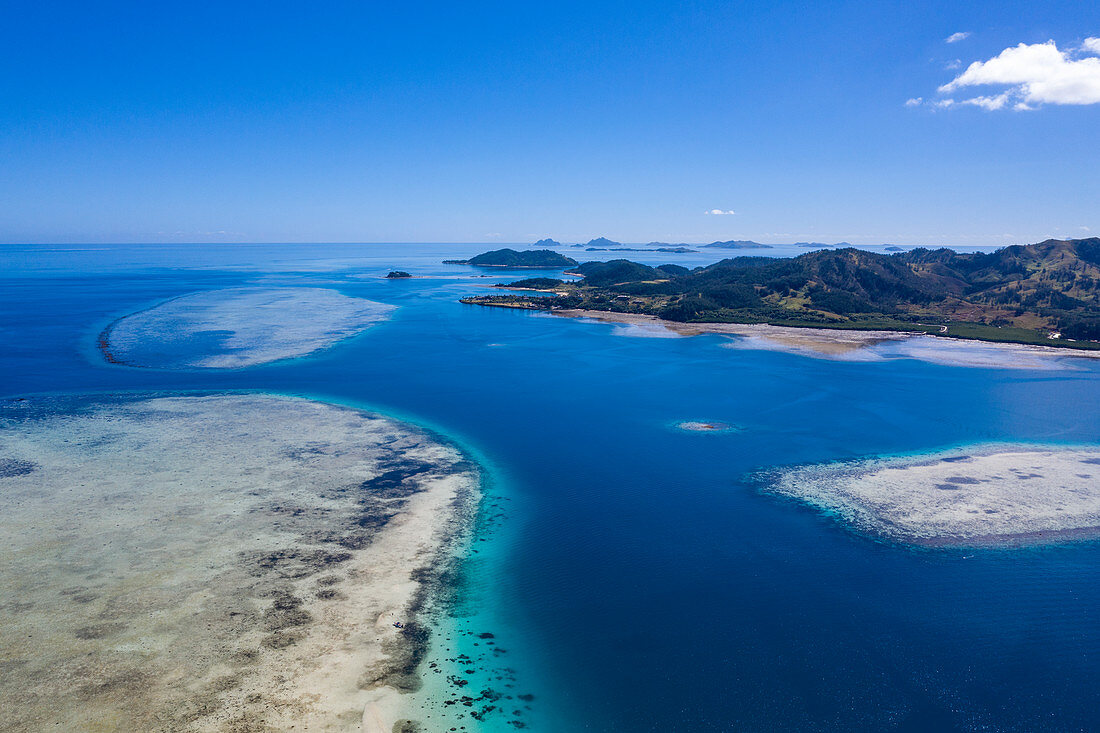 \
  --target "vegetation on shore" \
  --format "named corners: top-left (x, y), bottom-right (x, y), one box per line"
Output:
top-left (443, 248), bottom-right (578, 267)
top-left (494, 277), bottom-right (567, 290)
top-left (461, 238), bottom-right (1100, 349)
